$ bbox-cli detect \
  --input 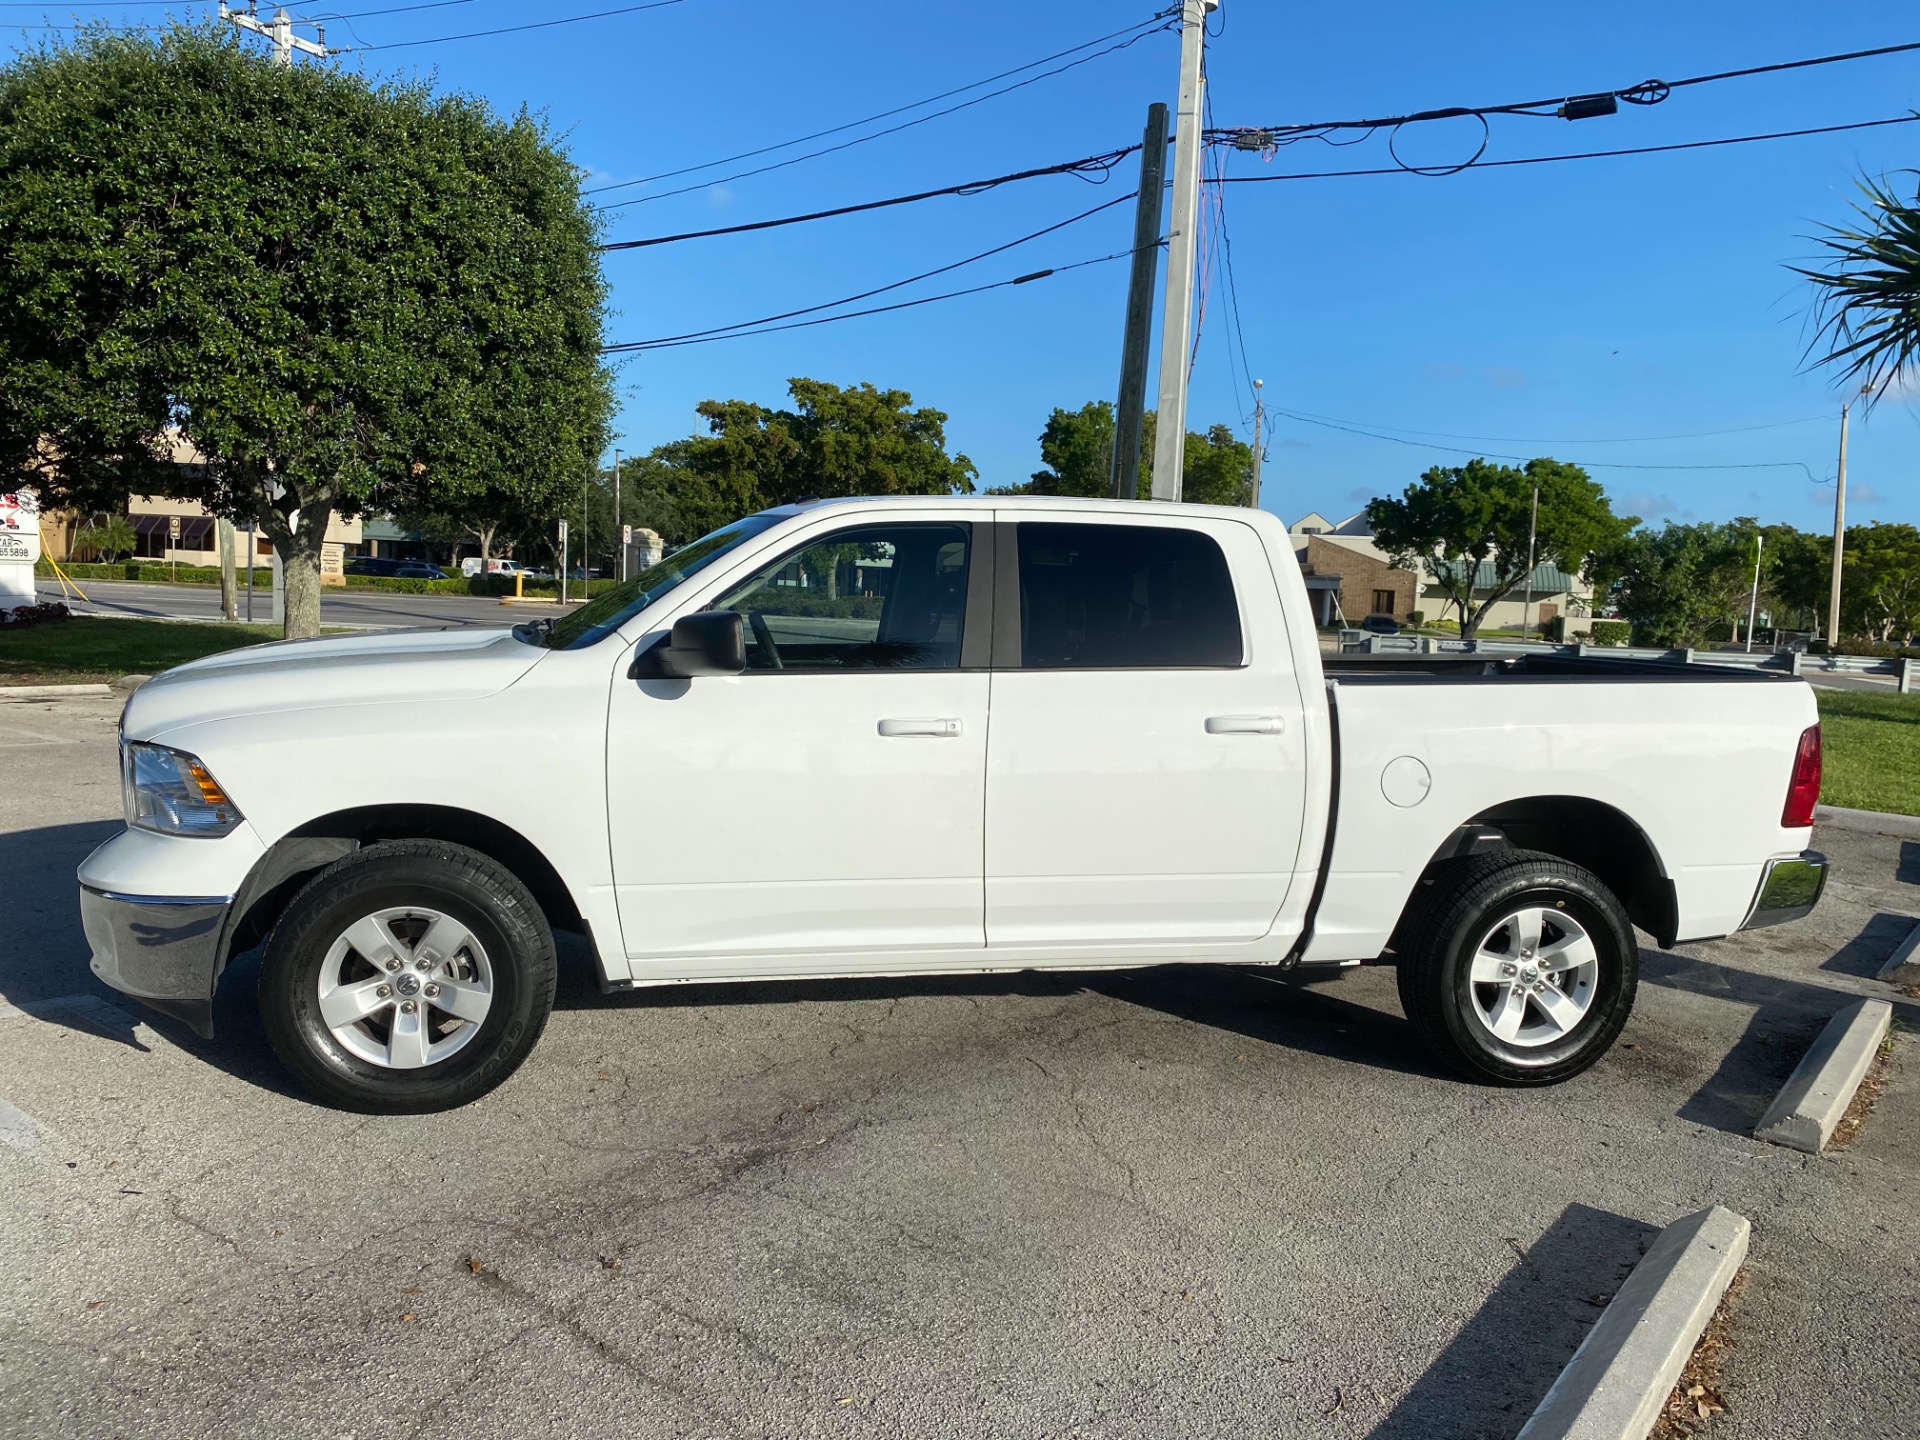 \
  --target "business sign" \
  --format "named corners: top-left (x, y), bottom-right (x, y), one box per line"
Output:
top-left (320, 542), bottom-right (346, 587)
top-left (168, 514), bottom-right (182, 542)
top-left (0, 491), bottom-right (41, 610)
